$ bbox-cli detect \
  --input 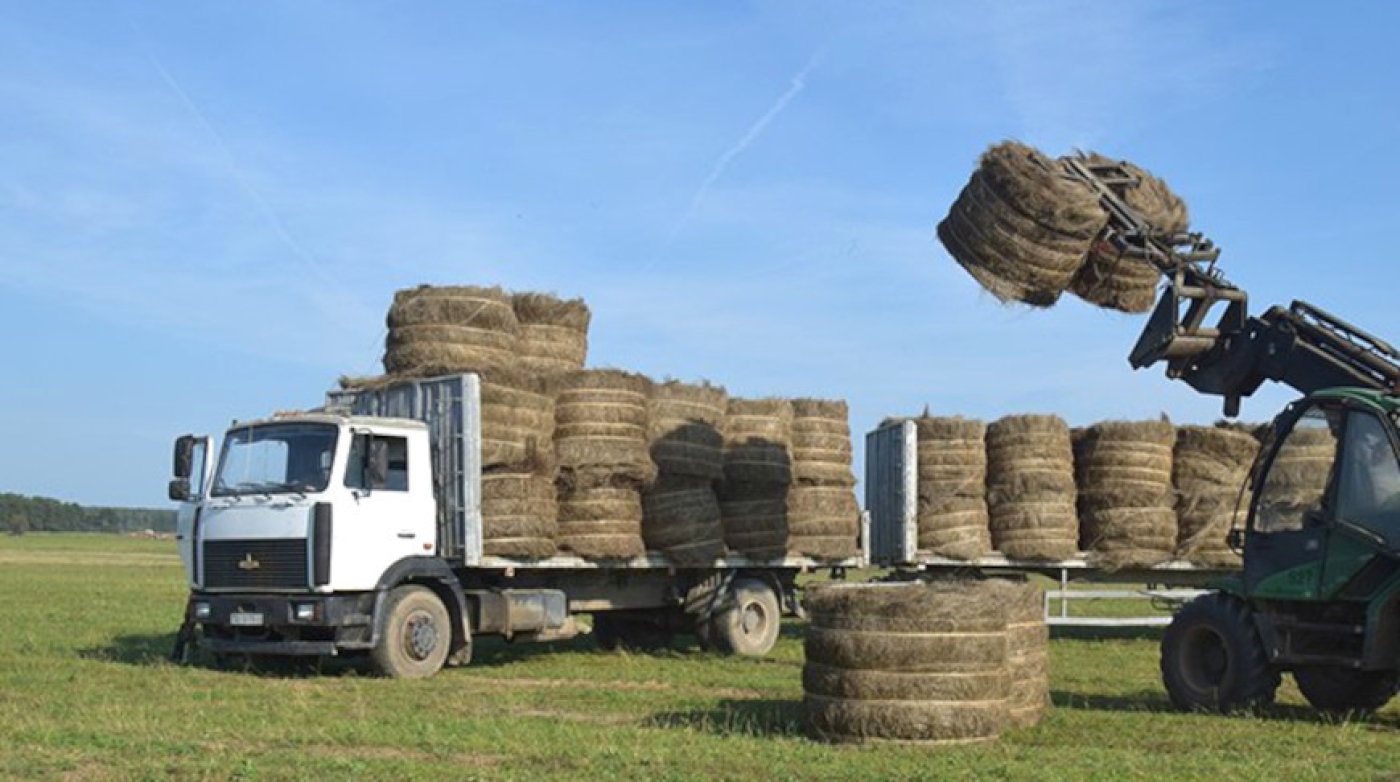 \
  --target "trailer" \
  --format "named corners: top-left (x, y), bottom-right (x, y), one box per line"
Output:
top-left (169, 373), bottom-right (860, 678)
